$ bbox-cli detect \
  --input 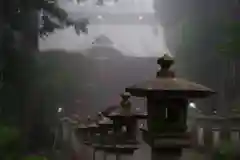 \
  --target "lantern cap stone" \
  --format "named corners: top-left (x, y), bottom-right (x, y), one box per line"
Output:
top-left (108, 93), bottom-right (147, 119)
top-left (120, 92), bottom-right (131, 99)
top-left (157, 54), bottom-right (174, 70)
